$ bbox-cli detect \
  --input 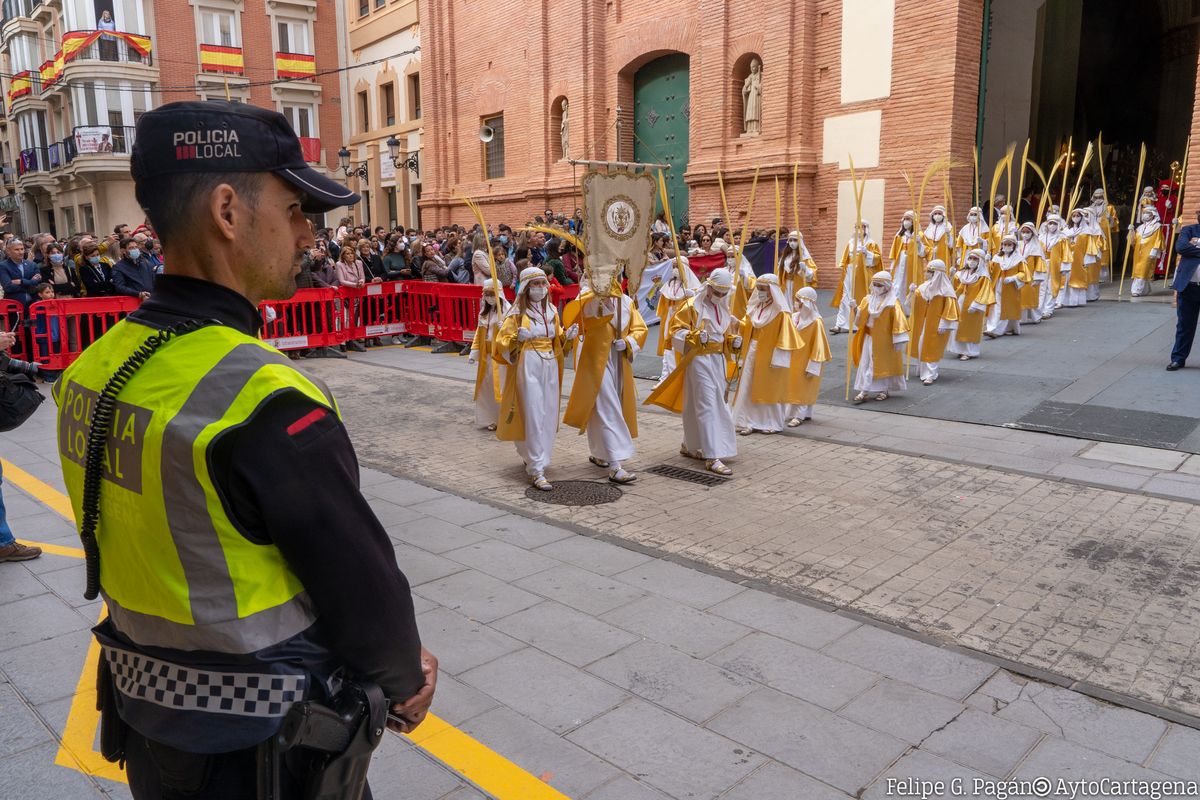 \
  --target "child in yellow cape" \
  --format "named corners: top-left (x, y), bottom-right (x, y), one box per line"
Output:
top-left (467, 278), bottom-right (510, 430)
top-left (907, 259), bottom-right (959, 385)
top-left (495, 267), bottom-right (580, 491)
top-left (731, 273), bottom-right (805, 435)
top-left (785, 286), bottom-right (831, 426)
top-left (1130, 206), bottom-right (1164, 298)
top-left (645, 267), bottom-right (741, 476)
top-left (651, 257), bottom-right (701, 384)
top-left (948, 249), bottom-right (996, 361)
top-left (831, 220), bottom-right (880, 334)
top-left (851, 270), bottom-right (910, 403)
top-left (561, 283), bottom-right (648, 484)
